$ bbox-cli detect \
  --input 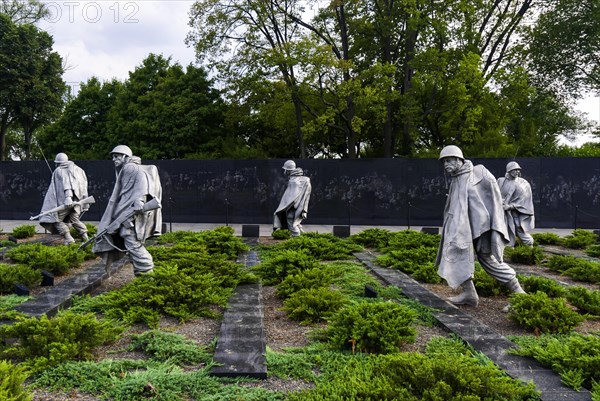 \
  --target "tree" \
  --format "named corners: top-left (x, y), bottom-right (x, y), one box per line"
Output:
top-left (1, 0), bottom-right (49, 24)
top-left (39, 77), bottom-right (124, 159)
top-left (526, 0), bottom-right (600, 97)
top-left (107, 54), bottom-right (227, 159)
top-left (0, 14), bottom-right (65, 160)
top-left (187, 0), bottom-right (309, 158)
